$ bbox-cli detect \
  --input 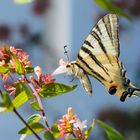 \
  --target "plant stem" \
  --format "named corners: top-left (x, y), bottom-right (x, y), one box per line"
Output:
top-left (13, 108), bottom-right (42, 140)
top-left (0, 89), bottom-right (2, 96)
top-left (72, 132), bottom-right (76, 138)
top-left (0, 88), bottom-right (42, 140)
top-left (27, 82), bottom-right (50, 129)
